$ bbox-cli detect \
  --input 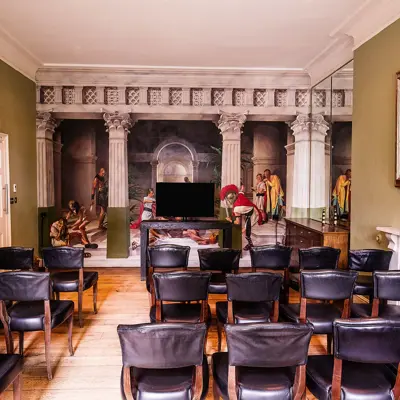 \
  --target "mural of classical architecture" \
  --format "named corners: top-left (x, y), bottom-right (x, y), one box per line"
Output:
top-left (35, 68), bottom-right (352, 261)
